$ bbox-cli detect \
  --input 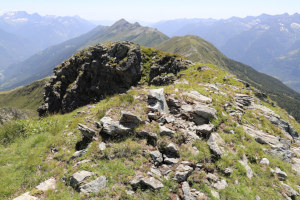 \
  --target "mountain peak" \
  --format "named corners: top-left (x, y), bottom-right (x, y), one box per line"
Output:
top-left (112, 18), bottom-right (130, 27)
